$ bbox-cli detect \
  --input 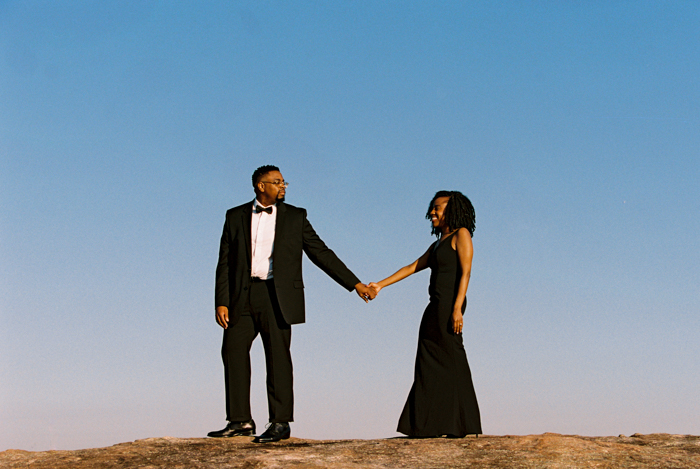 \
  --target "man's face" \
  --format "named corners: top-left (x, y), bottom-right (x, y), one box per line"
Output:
top-left (257, 170), bottom-right (286, 203)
